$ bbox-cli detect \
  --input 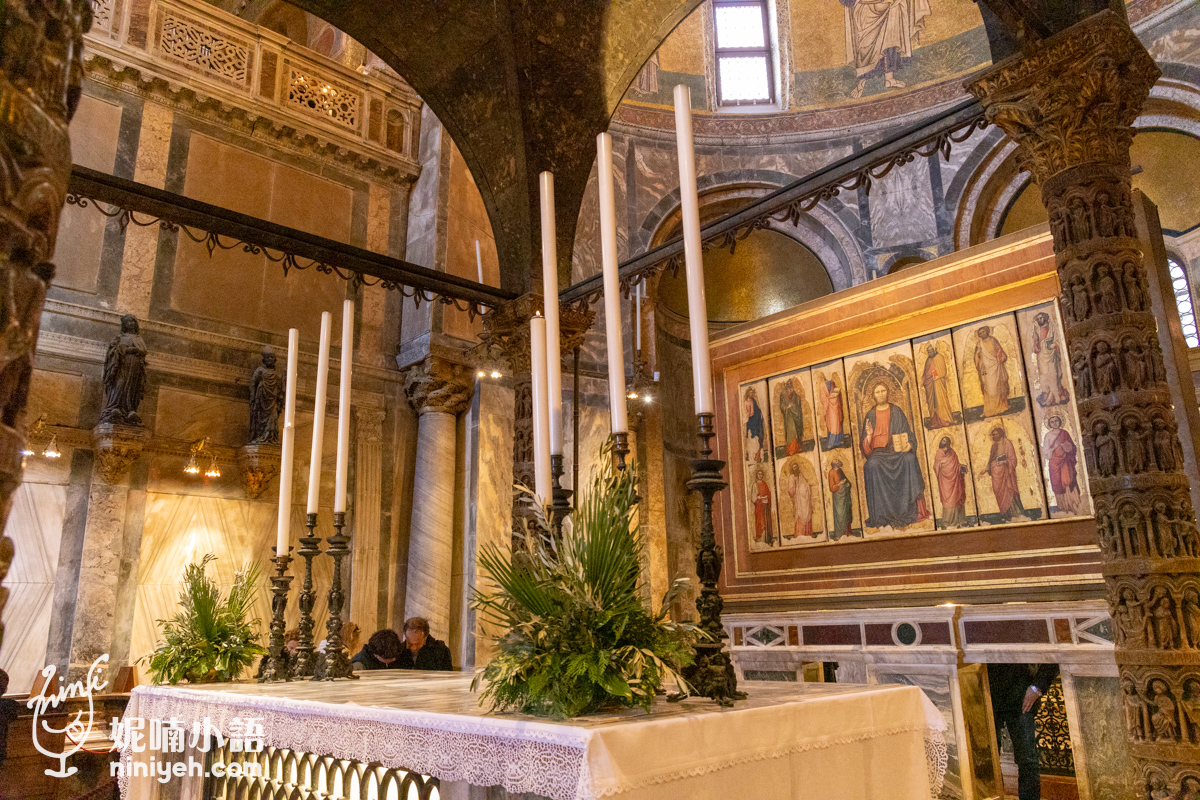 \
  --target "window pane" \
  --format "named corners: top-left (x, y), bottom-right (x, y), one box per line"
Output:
top-left (719, 56), bottom-right (770, 101)
top-left (1169, 258), bottom-right (1200, 347)
top-left (715, 5), bottom-right (766, 48)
